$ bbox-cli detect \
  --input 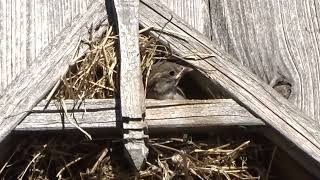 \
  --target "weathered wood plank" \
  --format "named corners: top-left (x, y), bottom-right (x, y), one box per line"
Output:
top-left (0, 0), bottom-right (94, 92)
top-left (17, 99), bottom-right (263, 131)
top-left (208, 0), bottom-right (320, 124)
top-left (0, 0), bottom-right (108, 143)
top-left (116, 0), bottom-right (144, 118)
top-left (0, 0), bottom-right (212, 94)
top-left (139, 0), bottom-right (320, 173)
top-left (161, 0), bottom-right (211, 37)
top-left (114, 0), bottom-right (147, 170)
